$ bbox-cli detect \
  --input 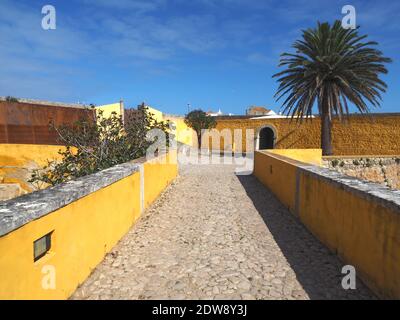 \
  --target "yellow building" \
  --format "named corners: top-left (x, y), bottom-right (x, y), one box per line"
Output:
top-left (143, 105), bottom-right (196, 147)
top-left (96, 101), bottom-right (125, 122)
top-left (146, 106), bottom-right (164, 122)
top-left (211, 113), bottom-right (400, 156)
